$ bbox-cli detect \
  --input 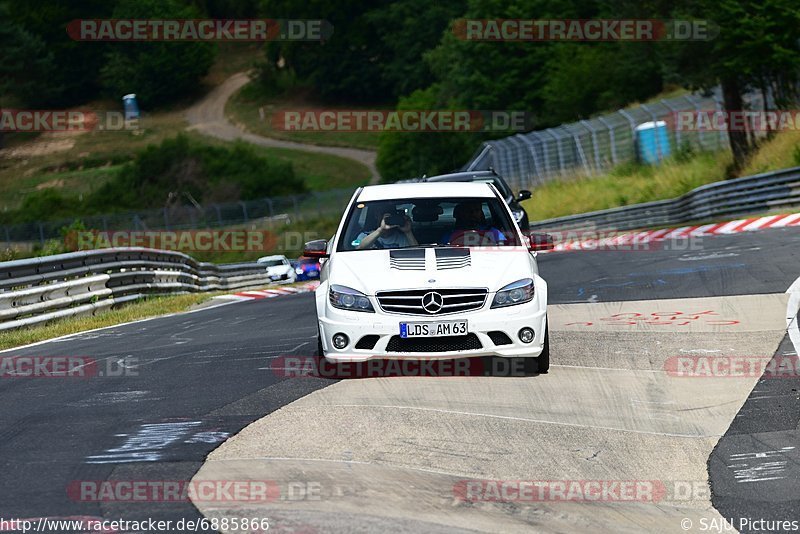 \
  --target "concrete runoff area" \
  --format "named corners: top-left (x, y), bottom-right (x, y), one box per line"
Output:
top-left (191, 294), bottom-right (788, 533)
